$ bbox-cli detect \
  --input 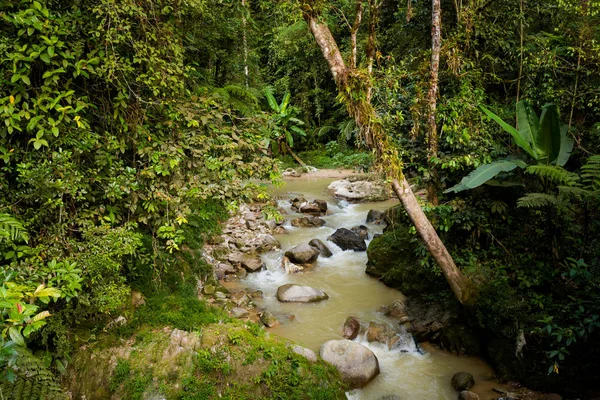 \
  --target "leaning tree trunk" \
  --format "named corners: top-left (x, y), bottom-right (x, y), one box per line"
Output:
top-left (303, 5), bottom-right (474, 305)
top-left (427, 0), bottom-right (442, 205)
